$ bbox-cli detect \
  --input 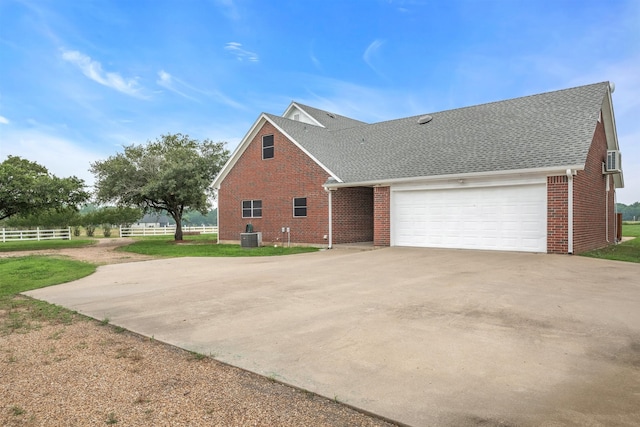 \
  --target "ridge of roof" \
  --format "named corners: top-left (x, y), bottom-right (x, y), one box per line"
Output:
top-left (214, 82), bottom-right (618, 190)
top-left (273, 82), bottom-right (612, 184)
top-left (290, 102), bottom-right (368, 131)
